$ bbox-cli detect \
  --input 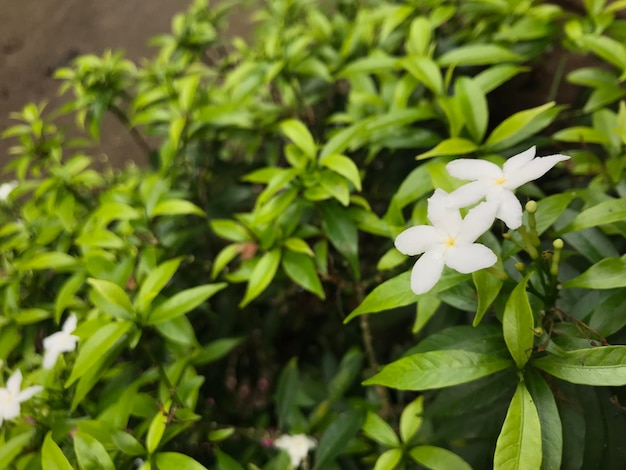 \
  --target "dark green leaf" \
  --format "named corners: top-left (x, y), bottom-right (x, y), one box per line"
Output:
top-left (563, 257), bottom-right (626, 289)
top-left (321, 203), bottom-right (360, 278)
top-left (276, 358), bottom-right (299, 431)
top-left (313, 409), bottom-right (365, 469)
top-left (502, 274), bottom-right (534, 369)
